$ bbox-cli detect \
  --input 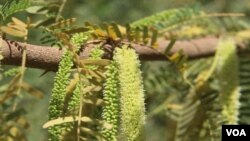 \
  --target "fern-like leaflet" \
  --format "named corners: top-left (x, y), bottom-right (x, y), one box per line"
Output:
top-left (238, 57), bottom-right (250, 124)
top-left (0, 0), bottom-right (30, 20)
